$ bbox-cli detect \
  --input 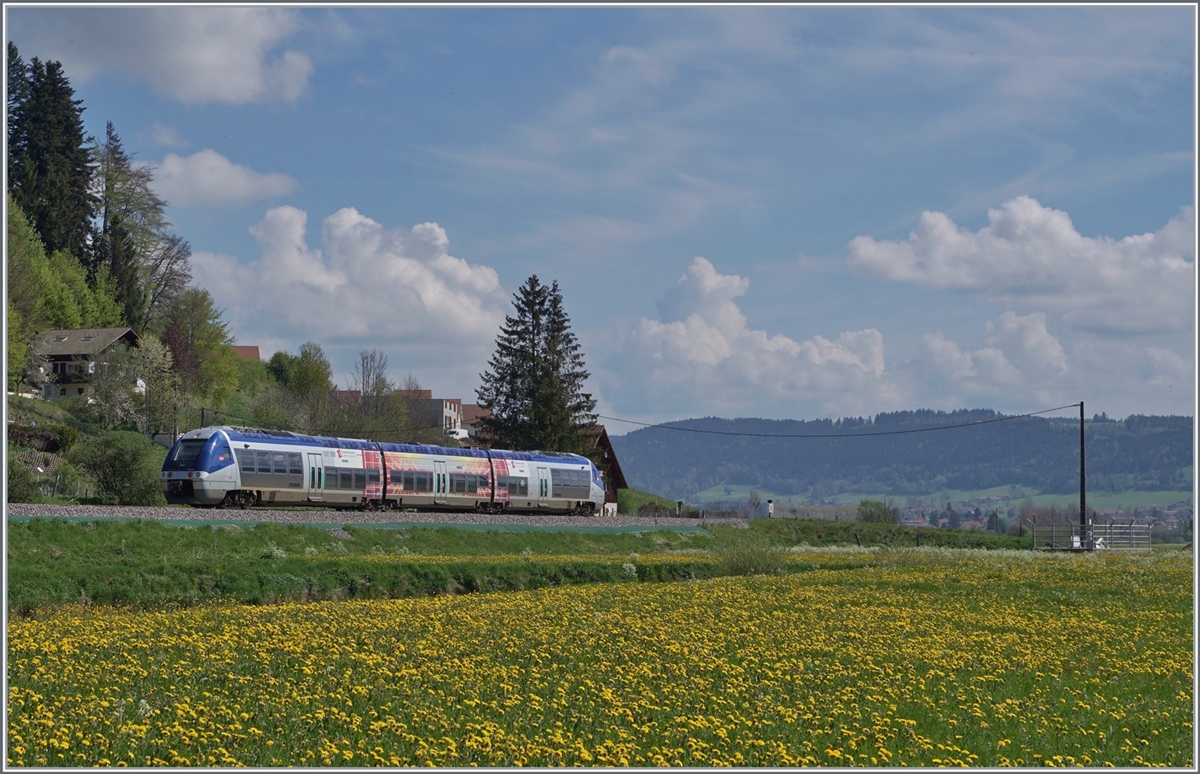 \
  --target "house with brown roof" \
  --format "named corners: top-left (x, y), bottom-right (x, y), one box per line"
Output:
top-left (30, 327), bottom-right (140, 400)
top-left (231, 345), bottom-right (260, 361)
top-left (585, 425), bottom-right (629, 505)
